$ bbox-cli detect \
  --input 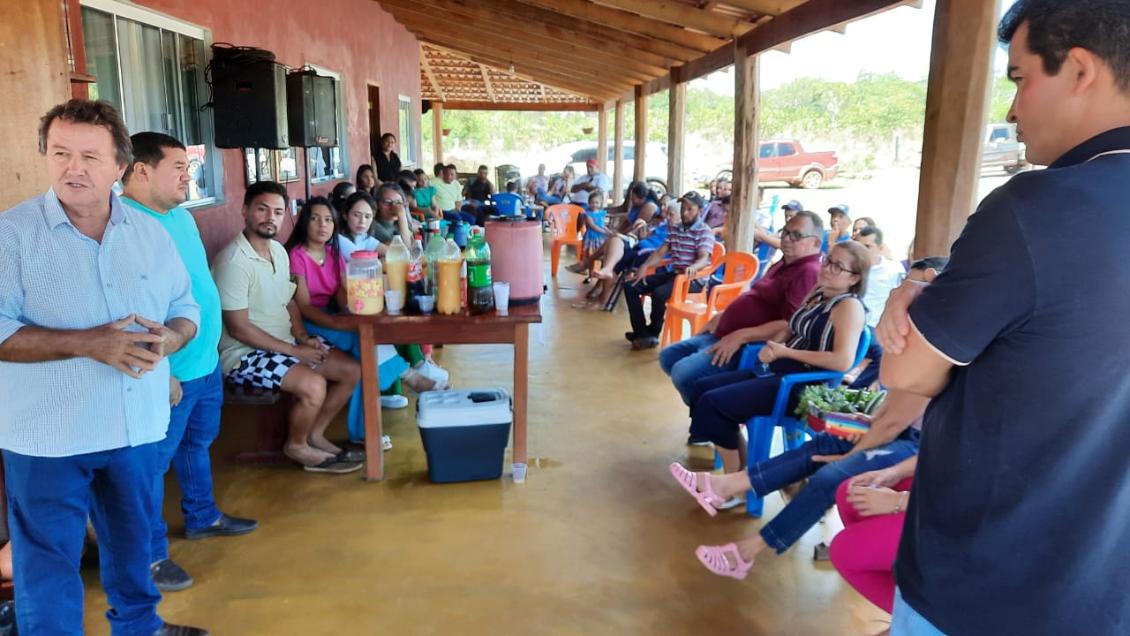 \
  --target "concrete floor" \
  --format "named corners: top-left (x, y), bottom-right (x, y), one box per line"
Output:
top-left (83, 264), bottom-right (889, 635)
